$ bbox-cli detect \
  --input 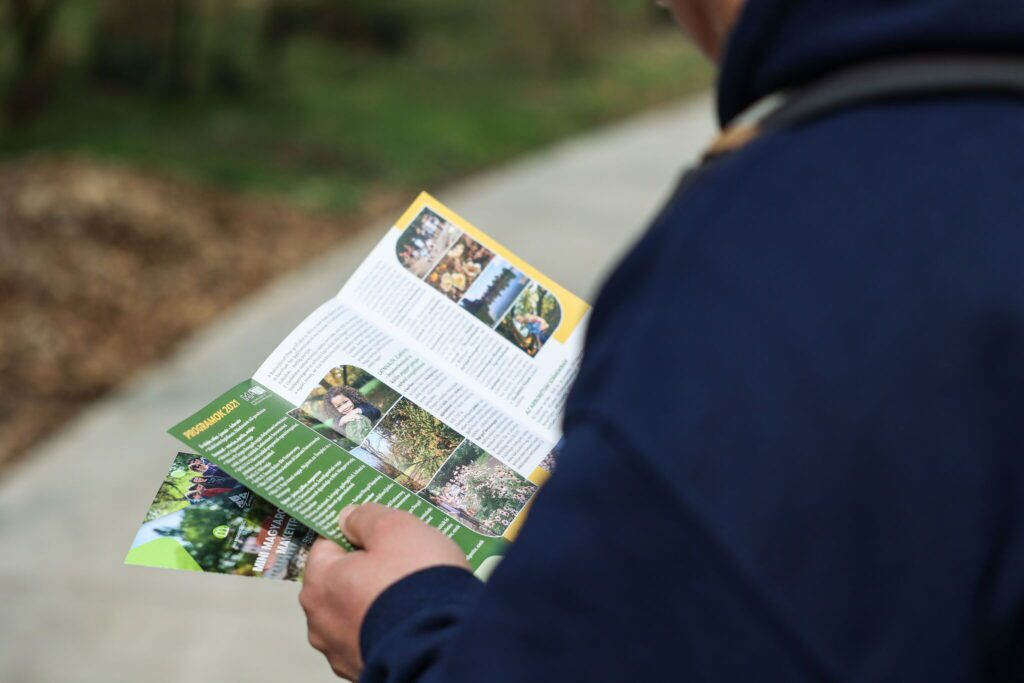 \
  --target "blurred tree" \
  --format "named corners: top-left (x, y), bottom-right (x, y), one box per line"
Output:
top-left (3, 0), bottom-right (64, 124)
top-left (502, 0), bottom-right (605, 71)
top-left (90, 0), bottom-right (199, 95)
top-left (261, 0), bottom-right (412, 60)
top-left (88, 0), bottom-right (250, 97)
top-left (91, 0), bottom-right (191, 94)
